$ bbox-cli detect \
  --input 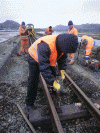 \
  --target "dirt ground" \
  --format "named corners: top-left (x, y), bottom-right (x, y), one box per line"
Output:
top-left (0, 35), bottom-right (100, 133)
